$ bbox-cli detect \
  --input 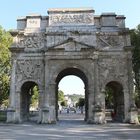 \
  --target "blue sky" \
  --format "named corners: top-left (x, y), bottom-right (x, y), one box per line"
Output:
top-left (1, 0), bottom-right (140, 95)
top-left (0, 0), bottom-right (140, 30)
top-left (59, 76), bottom-right (85, 95)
